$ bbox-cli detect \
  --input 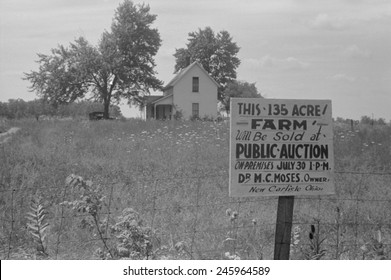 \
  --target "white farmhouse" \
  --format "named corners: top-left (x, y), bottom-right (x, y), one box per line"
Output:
top-left (142, 61), bottom-right (219, 120)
